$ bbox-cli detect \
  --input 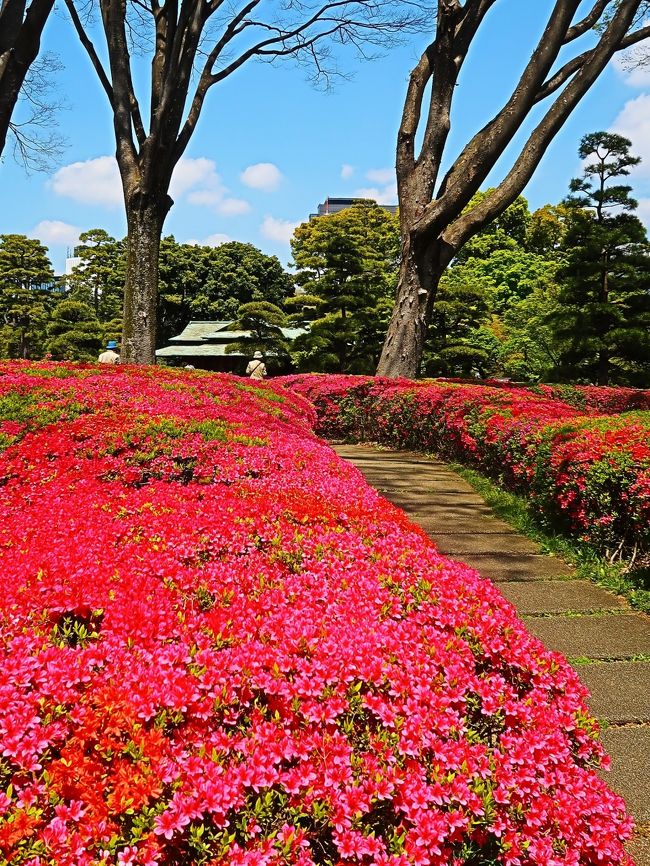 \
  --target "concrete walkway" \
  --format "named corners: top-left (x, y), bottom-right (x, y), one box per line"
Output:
top-left (334, 444), bottom-right (650, 865)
